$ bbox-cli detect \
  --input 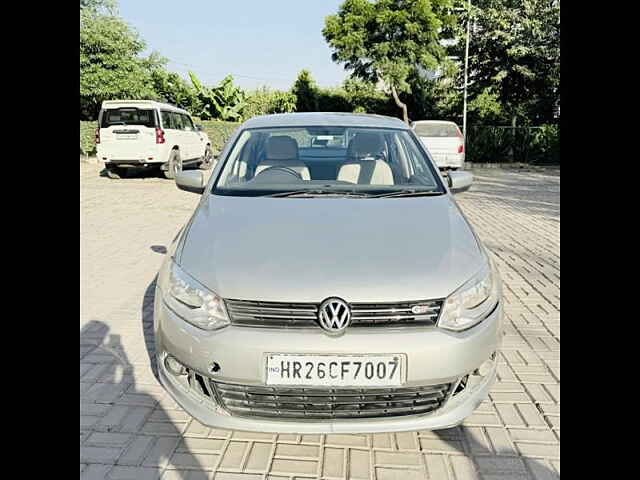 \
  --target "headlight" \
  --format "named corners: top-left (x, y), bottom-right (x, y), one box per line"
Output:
top-left (438, 260), bottom-right (500, 332)
top-left (164, 261), bottom-right (230, 331)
